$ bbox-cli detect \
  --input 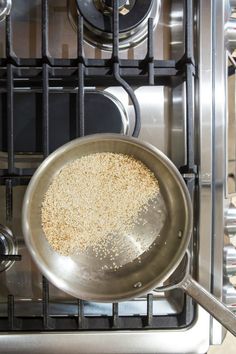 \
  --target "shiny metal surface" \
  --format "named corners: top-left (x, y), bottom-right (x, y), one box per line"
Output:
top-left (226, 53), bottom-right (236, 195)
top-left (230, 0), bottom-right (236, 7)
top-left (223, 281), bottom-right (236, 312)
top-left (154, 251), bottom-right (236, 336)
top-left (0, 296), bottom-right (184, 316)
top-left (226, 19), bottom-right (236, 53)
top-left (224, 244), bottom-right (236, 276)
top-left (170, 83), bottom-right (187, 168)
top-left (0, 0), bottom-right (186, 323)
top-left (170, 0), bottom-right (185, 60)
top-left (0, 0), bottom-right (185, 61)
top-left (133, 86), bottom-right (168, 155)
top-left (229, 0), bottom-right (236, 12)
top-left (0, 0), bottom-right (222, 352)
top-left (197, 0), bottom-right (217, 341)
top-left (0, 167), bottom-right (185, 317)
top-left (196, 0), bottom-right (230, 345)
top-left (0, 308), bottom-right (210, 354)
top-left (0, 0), bottom-right (11, 22)
top-left (212, 0), bottom-right (234, 344)
top-left (225, 203), bottom-right (236, 237)
top-left (68, 0), bottom-right (160, 50)
top-left (181, 274), bottom-right (236, 336)
top-left (198, 0), bottom-right (213, 292)
top-left (0, 225), bottom-right (17, 272)
top-left (209, 0), bottom-right (229, 344)
top-left (22, 134), bottom-right (192, 301)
